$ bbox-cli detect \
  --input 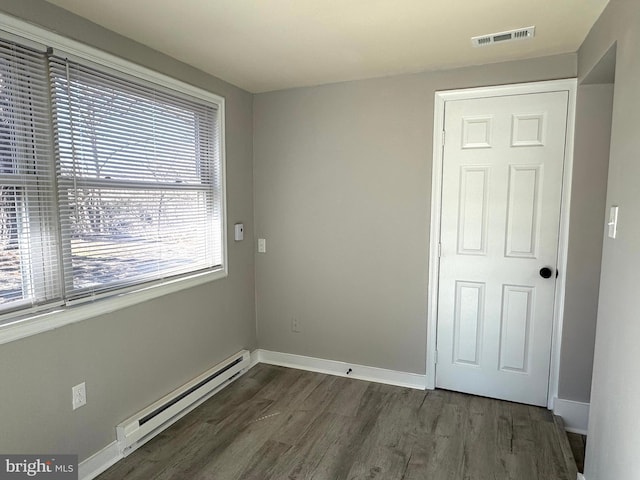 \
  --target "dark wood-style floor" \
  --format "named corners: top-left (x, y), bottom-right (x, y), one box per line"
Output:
top-left (567, 432), bottom-right (587, 474)
top-left (97, 364), bottom-right (576, 480)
